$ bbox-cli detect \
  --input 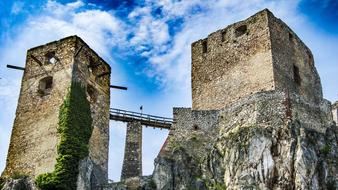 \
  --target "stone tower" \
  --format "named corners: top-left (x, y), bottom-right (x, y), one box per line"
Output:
top-left (2, 36), bottom-right (111, 188)
top-left (121, 121), bottom-right (142, 181)
top-left (192, 9), bottom-right (322, 110)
